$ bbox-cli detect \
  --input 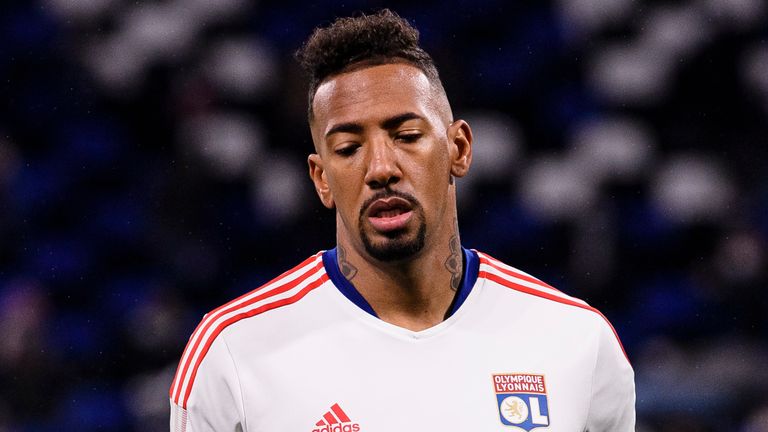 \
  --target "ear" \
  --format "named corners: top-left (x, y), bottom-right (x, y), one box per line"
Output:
top-left (447, 119), bottom-right (473, 178)
top-left (308, 153), bottom-right (335, 209)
